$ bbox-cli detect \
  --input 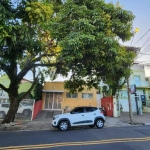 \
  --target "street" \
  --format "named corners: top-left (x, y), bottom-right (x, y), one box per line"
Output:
top-left (0, 125), bottom-right (150, 150)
